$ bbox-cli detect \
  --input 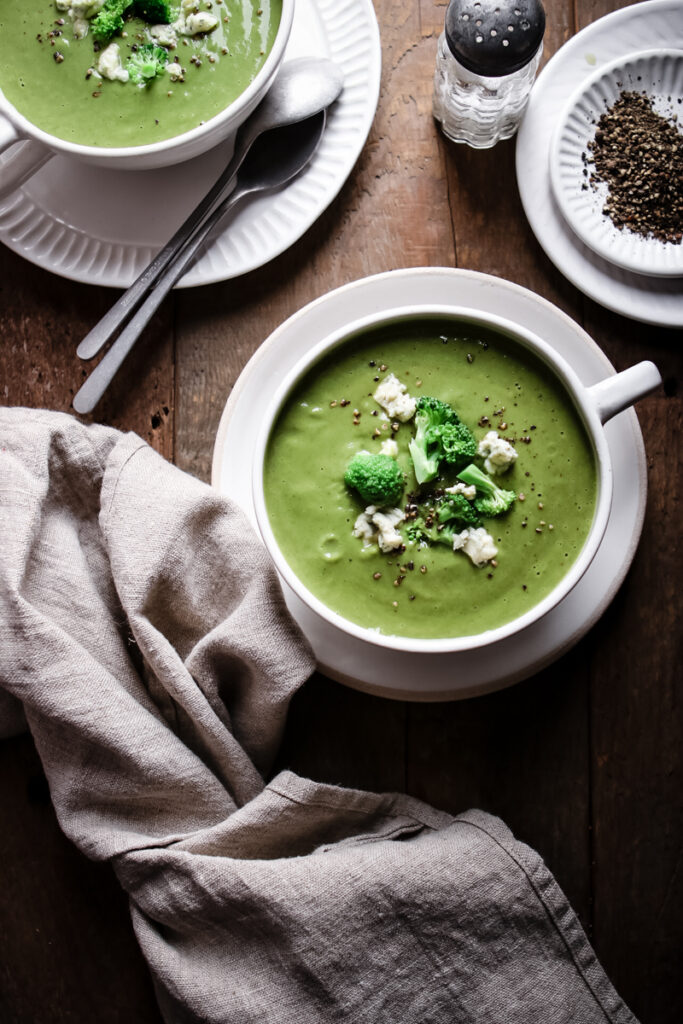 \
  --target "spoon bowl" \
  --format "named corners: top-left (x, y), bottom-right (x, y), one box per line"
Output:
top-left (240, 57), bottom-right (345, 139)
top-left (228, 113), bottom-right (328, 199)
